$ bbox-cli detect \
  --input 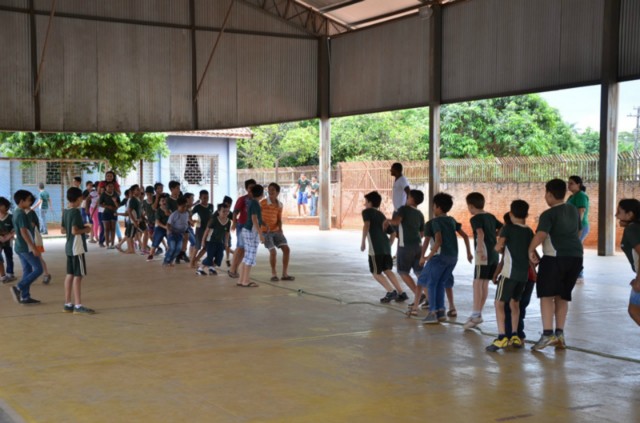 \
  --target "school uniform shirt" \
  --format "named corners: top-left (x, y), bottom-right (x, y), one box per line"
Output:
top-left (470, 213), bottom-right (503, 265)
top-left (260, 197), bottom-right (282, 233)
top-left (362, 208), bottom-right (391, 256)
top-left (206, 216), bottom-right (231, 243)
top-left (192, 204), bottom-right (214, 229)
top-left (0, 213), bottom-right (13, 247)
top-left (27, 210), bottom-right (40, 230)
top-left (621, 222), bottom-right (640, 273)
top-left (167, 196), bottom-right (179, 212)
top-left (567, 191), bottom-right (590, 228)
top-left (99, 192), bottom-right (118, 210)
top-left (243, 199), bottom-right (263, 232)
top-left (396, 205), bottom-right (424, 248)
top-left (12, 209), bottom-right (32, 254)
top-left (499, 223), bottom-right (534, 282)
top-left (155, 208), bottom-right (170, 227)
top-left (430, 216), bottom-right (461, 258)
top-left (143, 200), bottom-right (155, 224)
top-left (424, 220), bottom-right (439, 254)
top-left (392, 176), bottom-right (410, 211)
top-left (38, 190), bottom-right (50, 210)
top-left (167, 210), bottom-right (189, 235)
top-left (536, 203), bottom-right (583, 257)
top-left (62, 208), bottom-right (87, 256)
top-left (128, 197), bottom-right (142, 222)
top-left (297, 178), bottom-right (311, 194)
